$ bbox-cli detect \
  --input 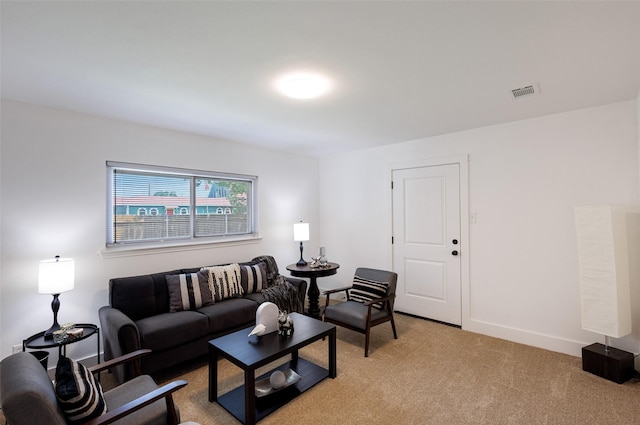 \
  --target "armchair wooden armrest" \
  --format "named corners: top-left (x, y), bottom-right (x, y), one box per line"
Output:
top-left (363, 293), bottom-right (395, 307)
top-left (323, 286), bottom-right (353, 308)
top-left (322, 286), bottom-right (353, 295)
top-left (83, 380), bottom-right (188, 425)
